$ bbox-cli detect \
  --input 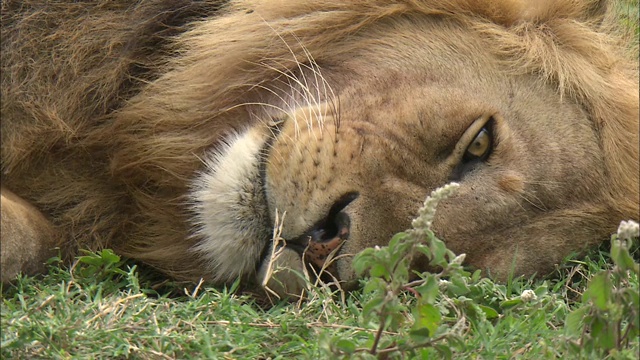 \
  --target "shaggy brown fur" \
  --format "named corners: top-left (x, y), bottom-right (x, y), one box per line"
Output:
top-left (1, 0), bottom-right (638, 288)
